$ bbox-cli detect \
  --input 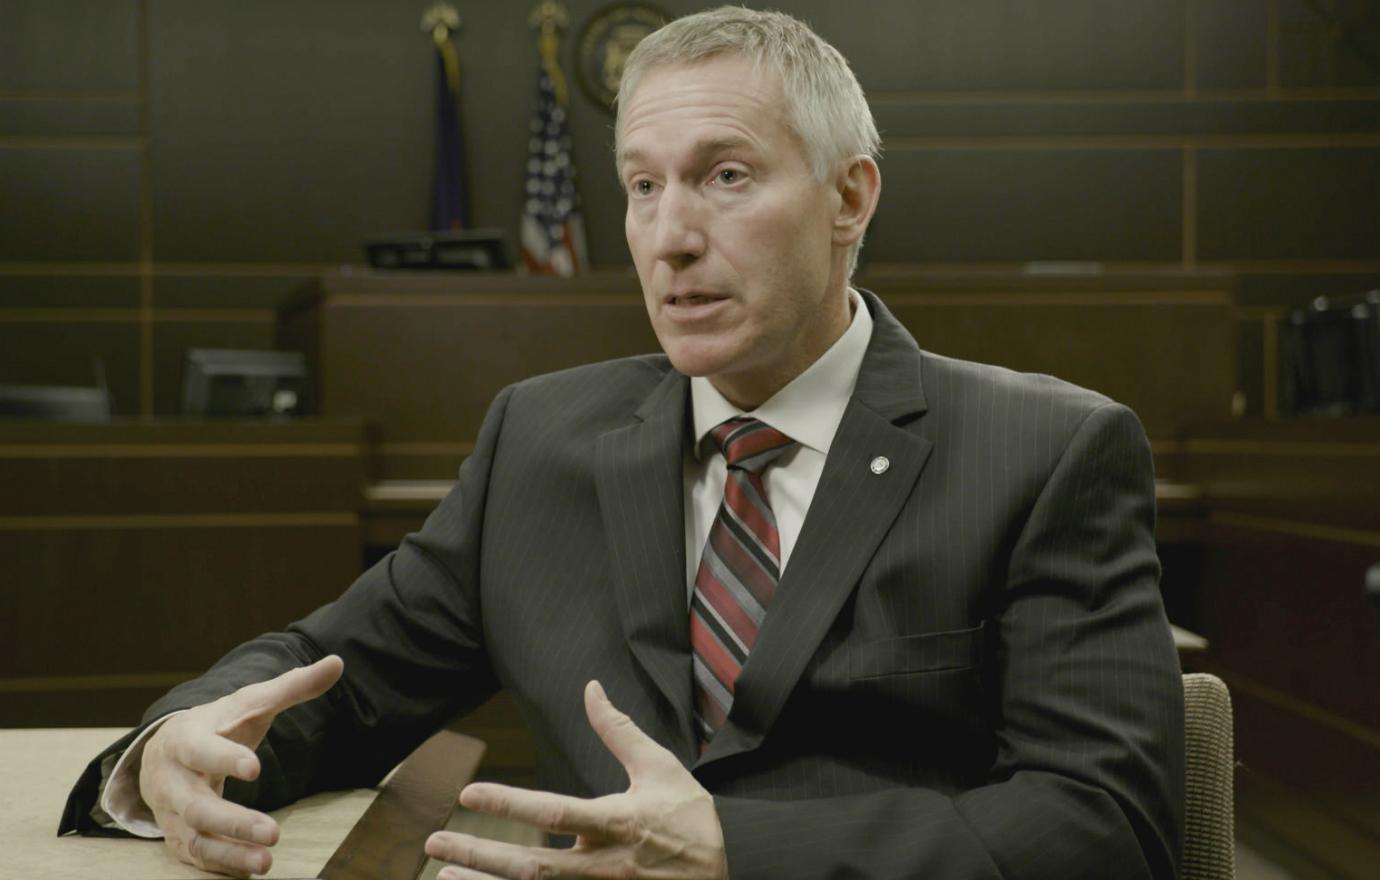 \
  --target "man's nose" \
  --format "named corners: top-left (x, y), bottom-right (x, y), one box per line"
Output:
top-left (652, 185), bottom-right (707, 267)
